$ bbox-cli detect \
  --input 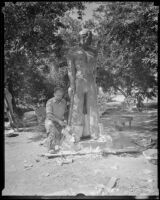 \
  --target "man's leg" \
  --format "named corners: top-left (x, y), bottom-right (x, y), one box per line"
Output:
top-left (45, 119), bottom-right (62, 151)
